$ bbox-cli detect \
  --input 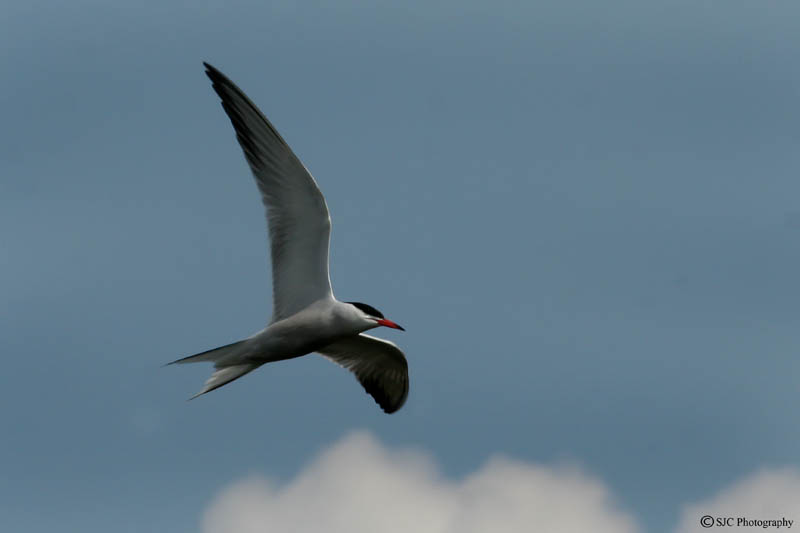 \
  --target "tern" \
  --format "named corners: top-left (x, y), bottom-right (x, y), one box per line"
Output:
top-left (168, 63), bottom-right (408, 414)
